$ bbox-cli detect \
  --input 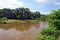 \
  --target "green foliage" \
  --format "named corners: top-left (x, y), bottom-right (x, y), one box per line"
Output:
top-left (46, 14), bottom-right (57, 21)
top-left (36, 9), bottom-right (60, 40)
top-left (46, 9), bottom-right (60, 21)
top-left (0, 18), bottom-right (6, 24)
top-left (52, 9), bottom-right (60, 20)
top-left (35, 18), bottom-right (40, 20)
top-left (49, 20), bottom-right (60, 30)
top-left (36, 35), bottom-right (56, 40)
top-left (0, 8), bottom-right (41, 20)
top-left (36, 27), bottom-right (60, 40)
top-left (52, 20), bottom-right (60, 30)
top-left (40, 15), bottom-right (47, 21)
top-left (33, 11), bottom-right (41, 19)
